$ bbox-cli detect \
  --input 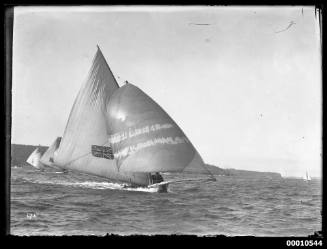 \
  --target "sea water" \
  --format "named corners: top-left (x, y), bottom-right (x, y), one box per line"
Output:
top-left (10, 165), bottom-right (322, 236)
